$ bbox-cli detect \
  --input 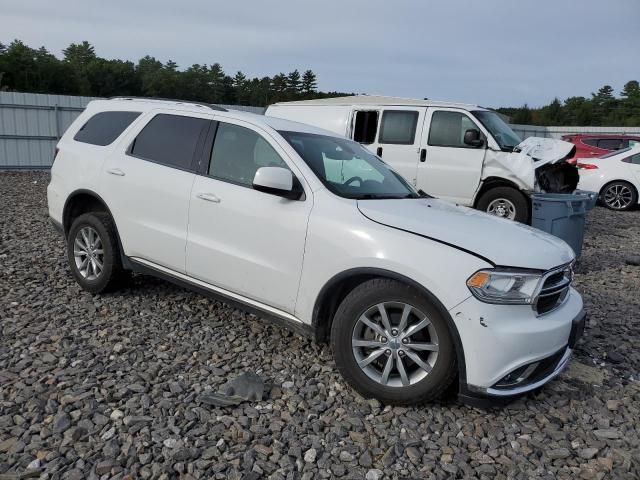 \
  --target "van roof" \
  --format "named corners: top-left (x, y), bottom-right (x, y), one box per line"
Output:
top-left (90, 97), bottom-right (342, 137)
top-left (270, 95), bottom-right (487, 111)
